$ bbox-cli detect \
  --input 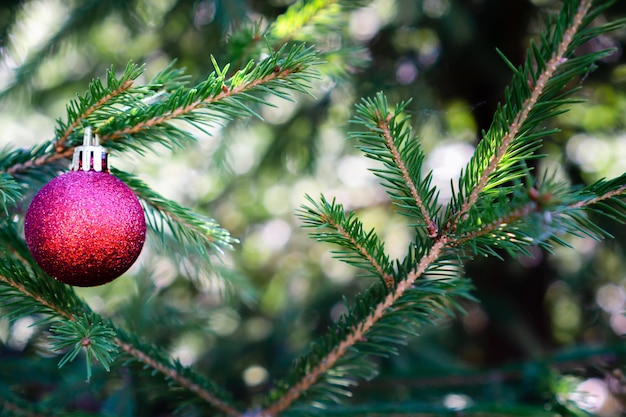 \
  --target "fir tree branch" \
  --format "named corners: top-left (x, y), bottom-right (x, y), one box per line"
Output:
top-left (2, 44), bottom-right (319, 178)
top-left (113, 169), bottom-right (236, 255)
top-left (298, 195), bottom-right (394, 287)
top-left (115, 338), bottom-right (242, 417)
top-left (54, 79), bottom-right (135, 152)
top-left (374, 107), bottom-right (438, 238)
top-left (453, 201), bottom-right (538, 248)
top-left (261, 239), bottom-right (449, 417)
top-left (448, 0), bottom-right (593, 233)
top-left (0, 262), bottom-right (242, 416)
top-left (351, 94), bottom-right (439, 239)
